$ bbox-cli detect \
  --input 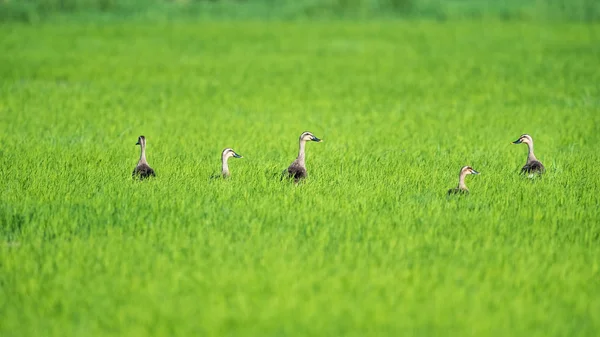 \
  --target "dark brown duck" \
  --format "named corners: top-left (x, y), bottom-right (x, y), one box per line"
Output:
top-left (285, 131), bottom-right (322, 183)
top-left (132, 135), bottom-right (155, 180)
top-left (215, 148), bottom-right (243, 179)
top-left (447, 166), bottom-right (479, 195)
top-left (512, 134), bottom-right (545, 176)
